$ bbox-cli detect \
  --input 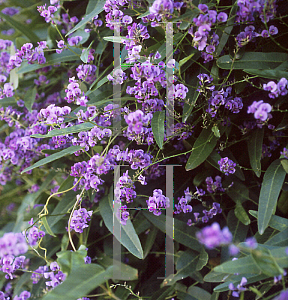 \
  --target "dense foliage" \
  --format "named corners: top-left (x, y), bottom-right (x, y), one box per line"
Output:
top-left (0, 0), bottom-right (288, 299)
